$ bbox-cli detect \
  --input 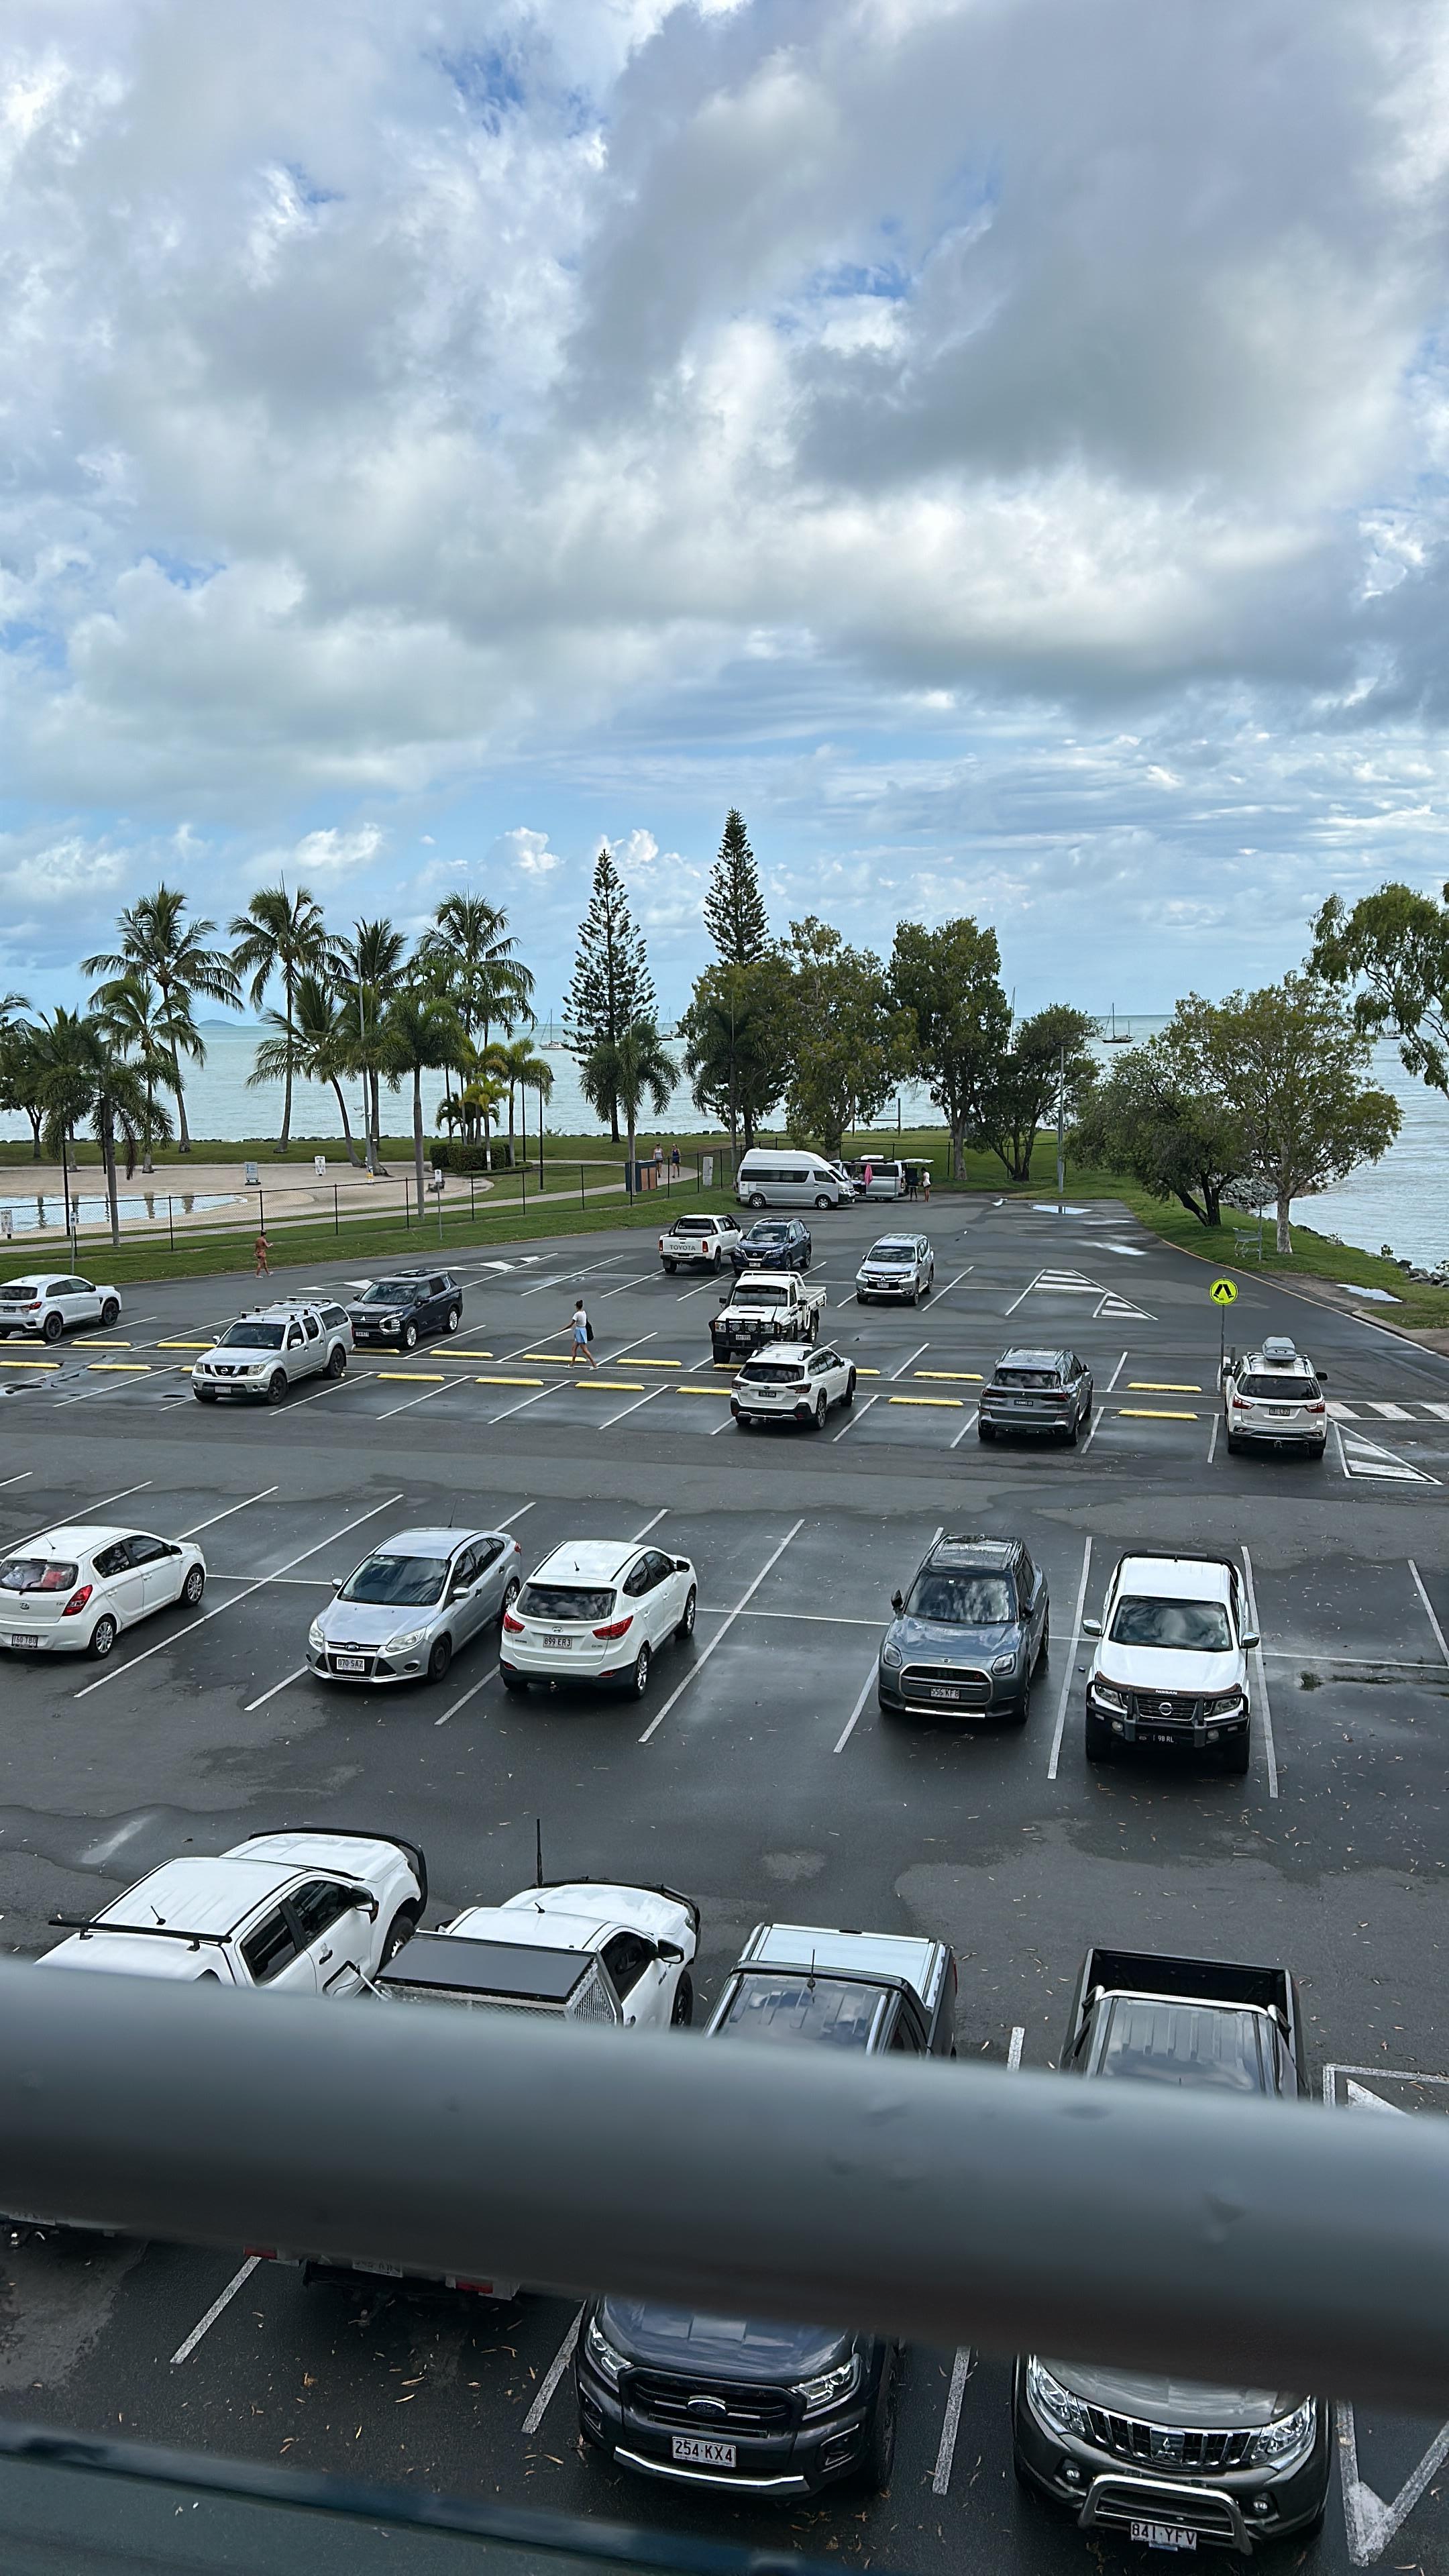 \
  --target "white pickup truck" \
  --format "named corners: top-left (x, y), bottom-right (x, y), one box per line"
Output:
top-left (710, 1269), bottom-right (826, 1364)
top-left (659, 1213), bottom-right (741, 1272)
